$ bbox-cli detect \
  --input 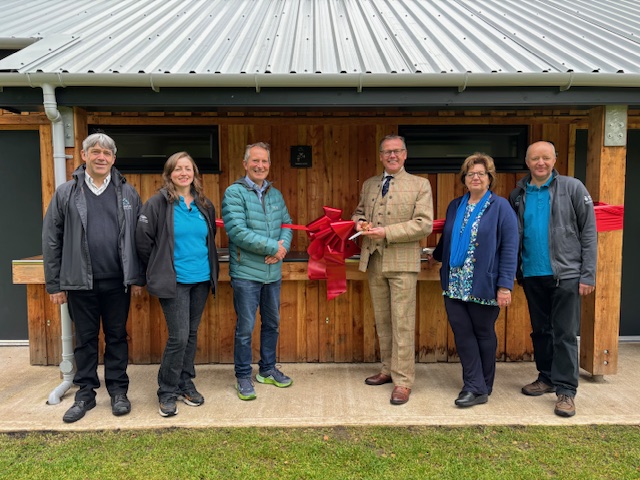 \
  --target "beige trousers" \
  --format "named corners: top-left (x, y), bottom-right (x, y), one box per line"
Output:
top-left (367, 251), bottom-right (418, 388)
